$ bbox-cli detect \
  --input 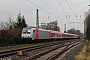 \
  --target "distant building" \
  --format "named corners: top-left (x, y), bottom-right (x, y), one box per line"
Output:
top-left (41, 22), bottom-right (47, 29)
top-left (80, 33), bottom-right (84, 38)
